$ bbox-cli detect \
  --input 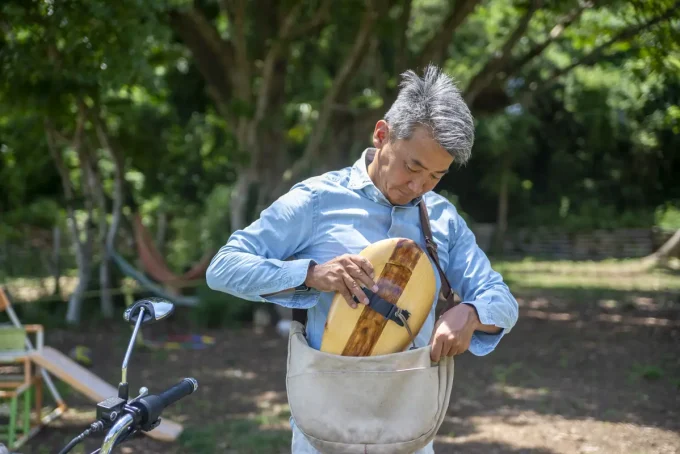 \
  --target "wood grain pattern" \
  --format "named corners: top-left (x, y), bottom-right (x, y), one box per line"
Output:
top-left (341, 239), bottom-right (423, 356)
